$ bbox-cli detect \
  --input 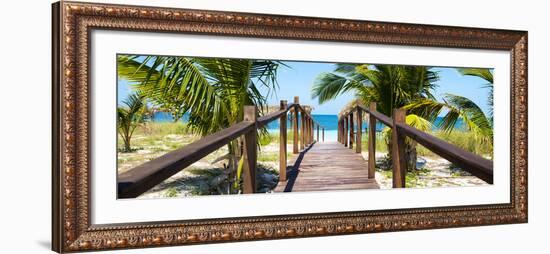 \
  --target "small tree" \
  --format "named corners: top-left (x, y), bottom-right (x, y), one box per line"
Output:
top-left (117, 93), bottom-right (147, 152)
